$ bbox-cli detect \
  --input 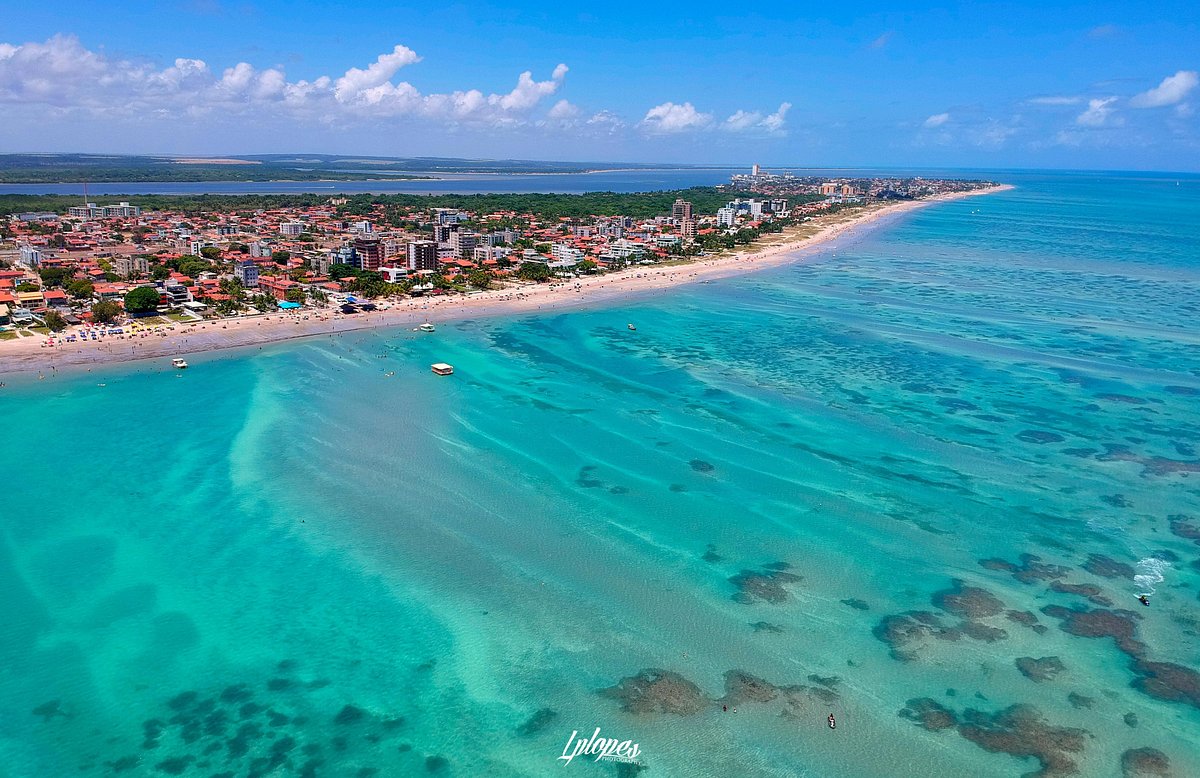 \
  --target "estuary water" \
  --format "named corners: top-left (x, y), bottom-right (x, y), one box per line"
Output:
top-left (1, 172), bottom-right (1199, 777)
